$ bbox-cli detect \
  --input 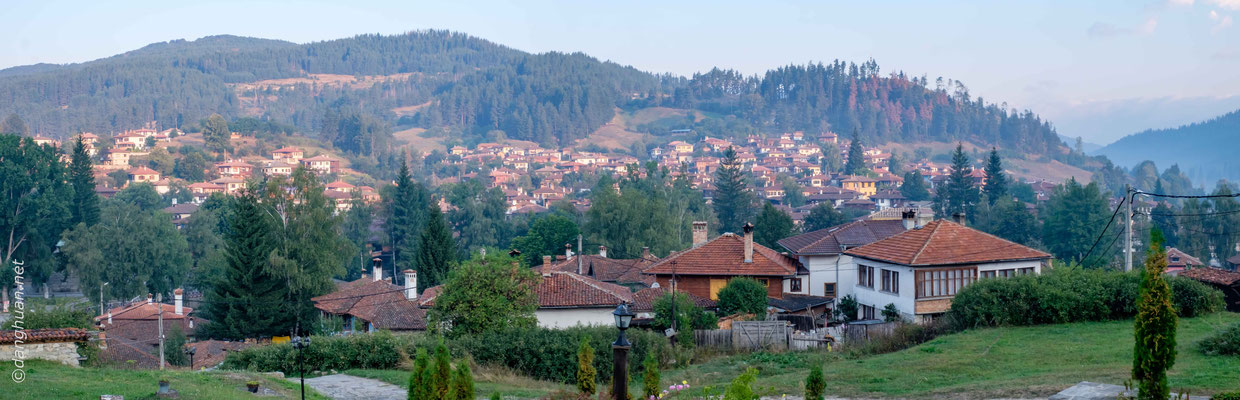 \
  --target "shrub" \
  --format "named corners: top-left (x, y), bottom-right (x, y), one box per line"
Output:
top-left (409, 348), bottom-right (428, 400)
top-left (804, 364), bottom-right (825, 400)
top-left (222, 331), bottom-right (403, 373)
top-left (1132, 237), bottom-right (1176, 400)
top-left (1212, 391), bottom-right (1240, 400)
top-left (881, 303), bottom-right (900, 322)
top-left (642, 350), bottom-right (660, 398)
top-left (845, 318), bottom-right (954, 357)
top-left (576, 336), bottom-right (597, 395)
top-left (1199, 323), bottom-right (1240, 356)
top-left (447, 326), bottom-right (670, 384)
top-left (433, 341), bottom-right (452, 399)
top-left (653, 291), bottom-right (718, 331)
top-left (448, 361), bottom-right (474, 400)
top-left (489, 392), bottom-right (502, 400)
top-left (835, 295), bottom-right (859, 322)
top-left (723, 367), bottom-right (758, 400)
top-left (716, 278), bottom-right (768, 319)
top-left (1, 305), bottom-right (94, 330)
top-left (948, 267), bottom-right (1223, 328)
